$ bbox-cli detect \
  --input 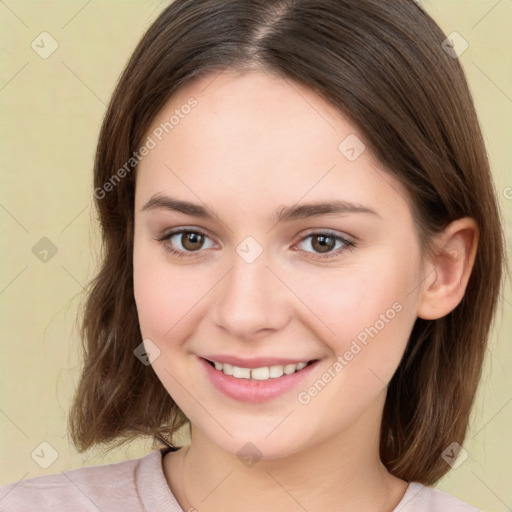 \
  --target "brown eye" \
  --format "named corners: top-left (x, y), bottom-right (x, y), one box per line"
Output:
top-left (311, 234), bottom-right (336, 253)
top-left (180, 232), bottom-right (205, 251)
top-left (296, 231), bottom-right (355, 260)
top-left (157, 229), bottom-right (215, 257)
